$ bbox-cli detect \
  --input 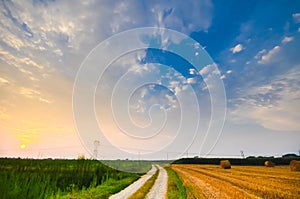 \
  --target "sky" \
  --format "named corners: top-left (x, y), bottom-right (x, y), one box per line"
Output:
top-left (0, 0), bottom-right (300, 160)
